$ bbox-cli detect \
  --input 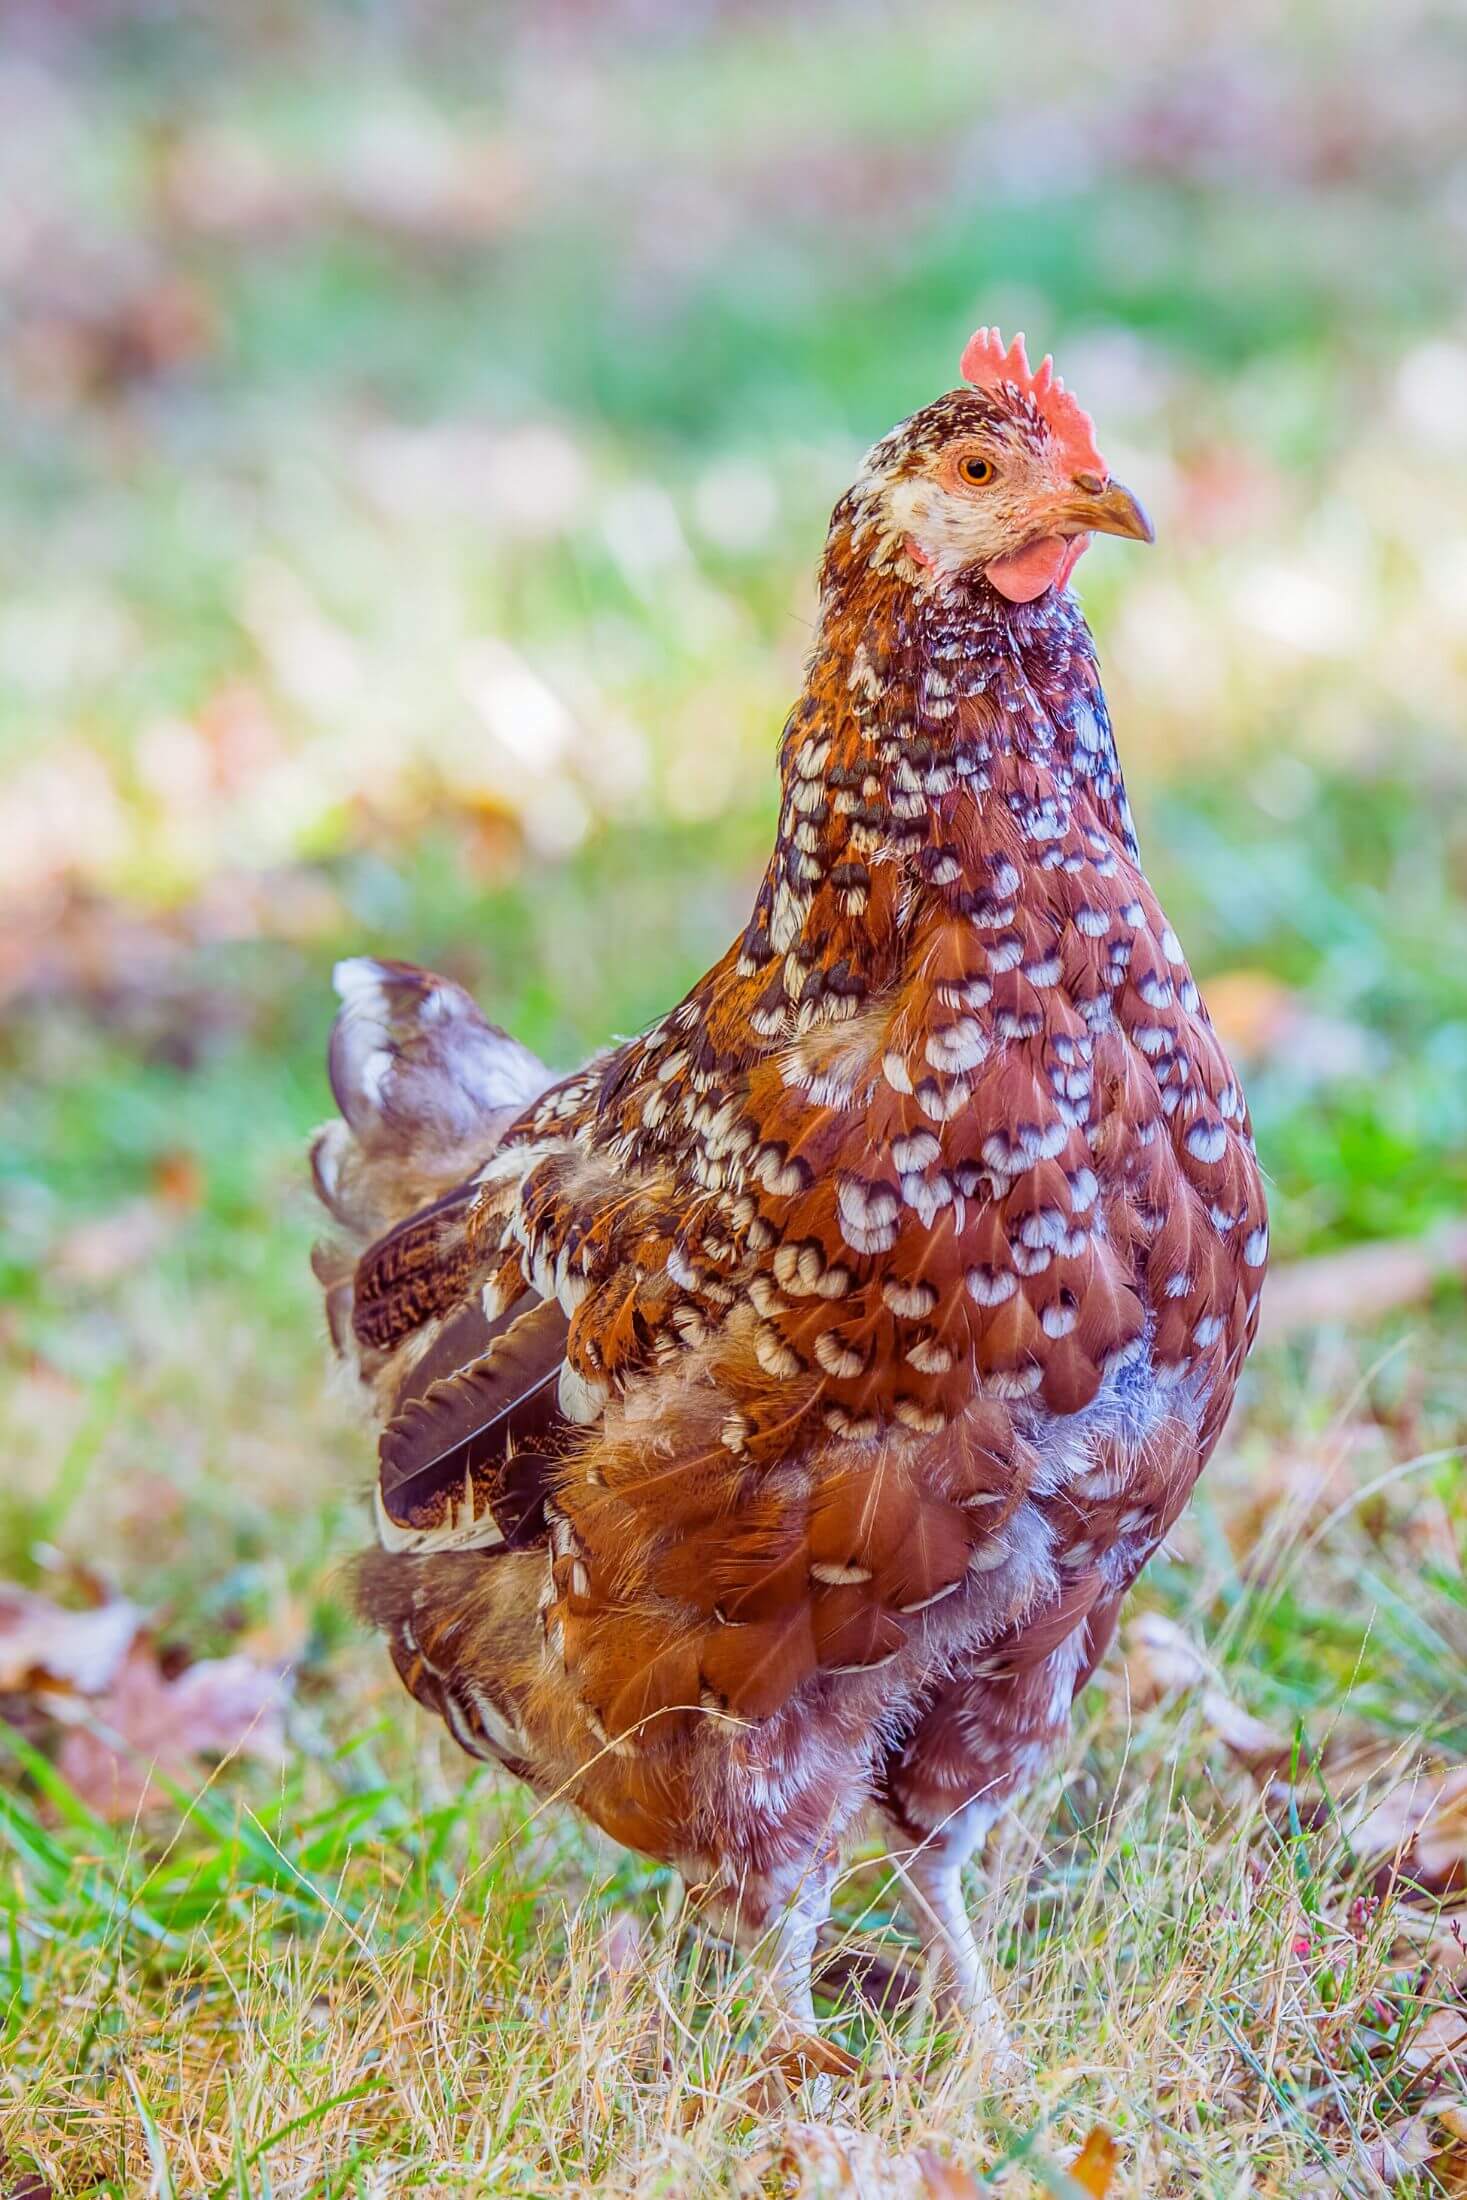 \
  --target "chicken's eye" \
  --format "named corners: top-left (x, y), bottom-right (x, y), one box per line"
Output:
top-left (958, 455), bottom-right (996, 486)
